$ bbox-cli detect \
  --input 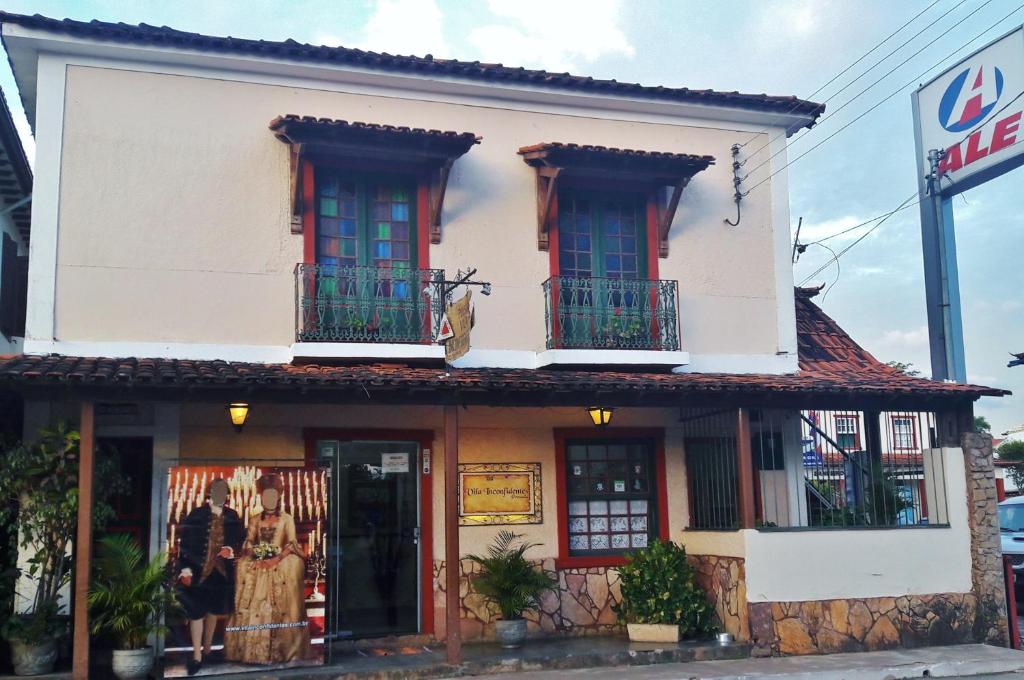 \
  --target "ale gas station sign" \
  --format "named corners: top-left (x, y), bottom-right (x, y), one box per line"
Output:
top-left (911, 27), bottom-right (1024, 382)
